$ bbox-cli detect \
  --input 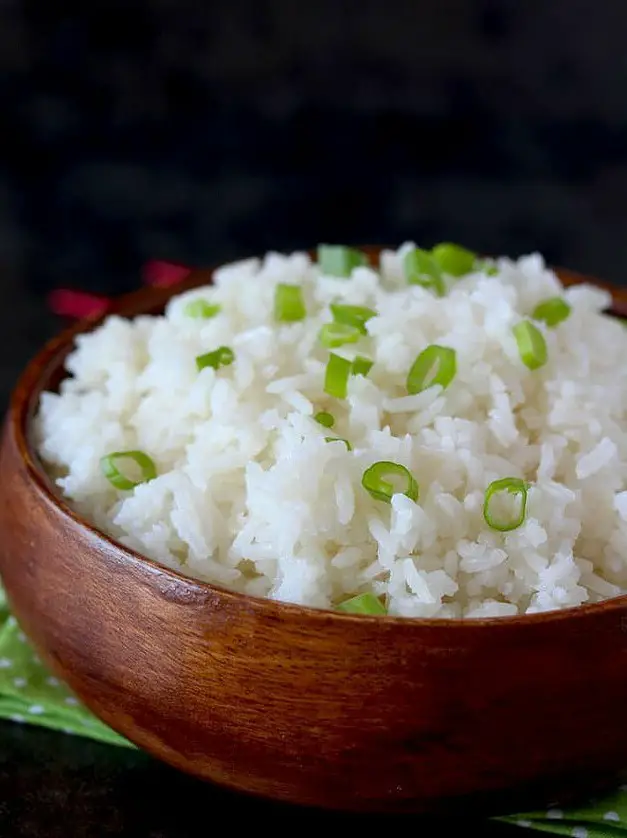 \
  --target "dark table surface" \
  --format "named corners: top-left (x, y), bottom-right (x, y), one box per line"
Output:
top-left (0, 721), bottom-right (525, 836)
